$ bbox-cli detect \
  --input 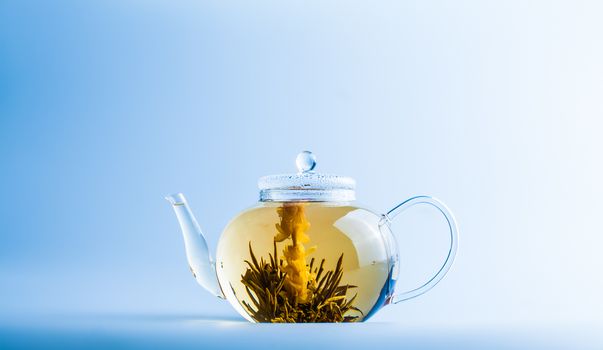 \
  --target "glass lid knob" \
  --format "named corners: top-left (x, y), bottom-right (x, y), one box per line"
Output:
top-left (296, 151), bottom-right (317, 173)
